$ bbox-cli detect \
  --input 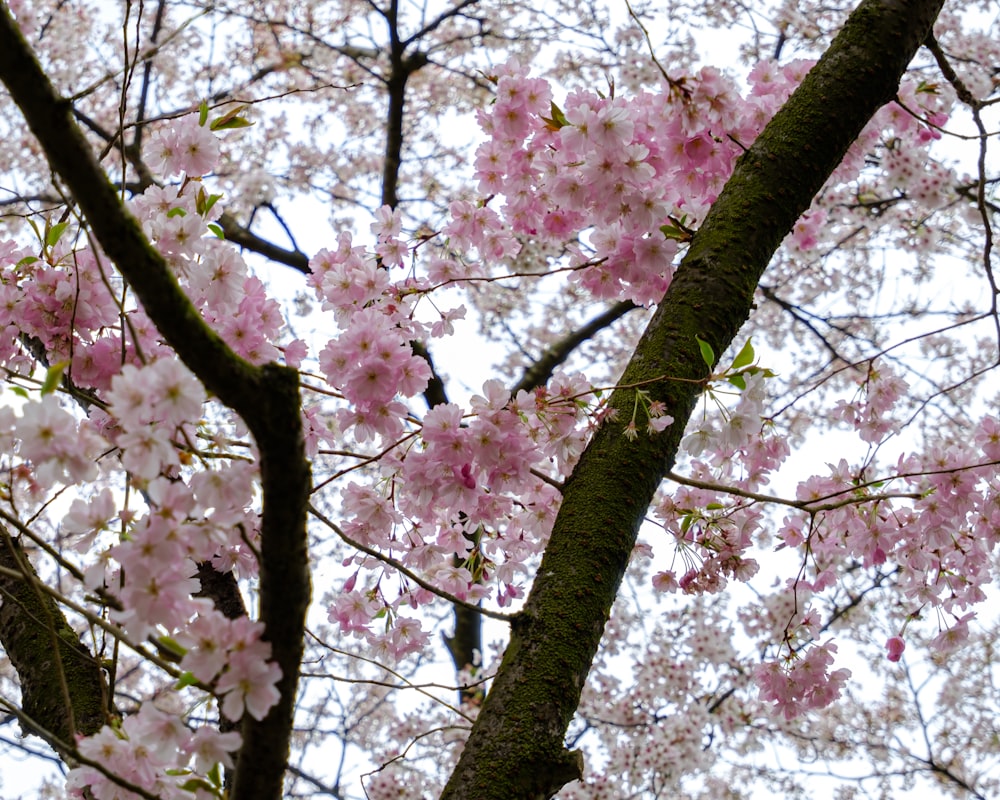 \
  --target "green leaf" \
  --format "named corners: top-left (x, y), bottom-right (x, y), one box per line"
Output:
top-left (179, 777), bottom-right (216, 793)
top-left (166, 207), bottom-right (186, 218)
top-left (40, 361), bottom-right (68, 396)
top-left (541, 100), bottom-right (569, 130)
top-left (157, 635), bottom-right (187, 658)
top-left (45, 221), bottom-right (69, 248)
top-left (726, 373), bottom-right (747, 390)
top-left (743, 365), bottom-right (777, 380)
top-left (695, 335), bottom-right (715, 369)
top-left (10, 386), bottom-right (28, 400)
top-left (705, 502), bottom-right (725, 510)
top-left (210, 104), bottom-right (253, 131)
top-left (207, 222), bottom-right (225, 239)
top-left (196, 189), bottom-right (222, 217)
top-left (198, 99), bottom-right (209, 127)
top-left (731, 338), bottom-right (755, 370)
top-left (15, 255), bottom-right (38, 268)
top-left (660, 214), bottom-right (694, 242)
top-left (211, 115), bottom-right (253, 131)
top-left (175, 671), bottom-right (199, 689)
